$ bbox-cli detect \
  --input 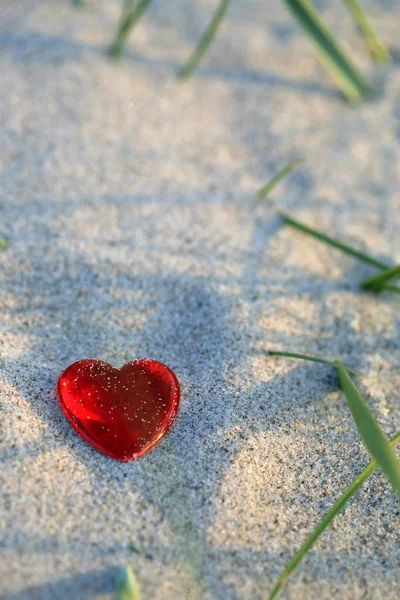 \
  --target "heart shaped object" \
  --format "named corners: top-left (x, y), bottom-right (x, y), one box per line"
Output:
top-left (57, 359), bottom-right (180, 461)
